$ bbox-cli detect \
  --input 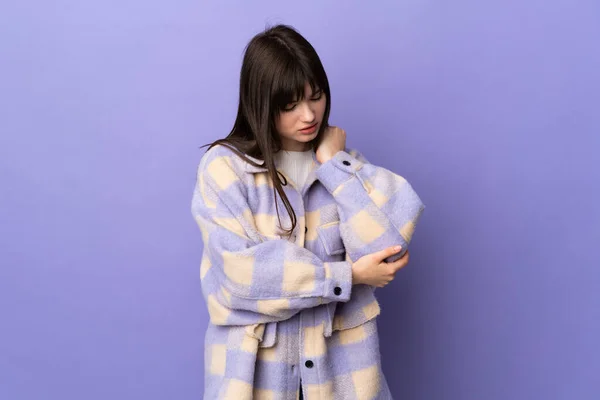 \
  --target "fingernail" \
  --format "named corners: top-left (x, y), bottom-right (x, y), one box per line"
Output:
top-left (394, 246), bottom-right (402, 251)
